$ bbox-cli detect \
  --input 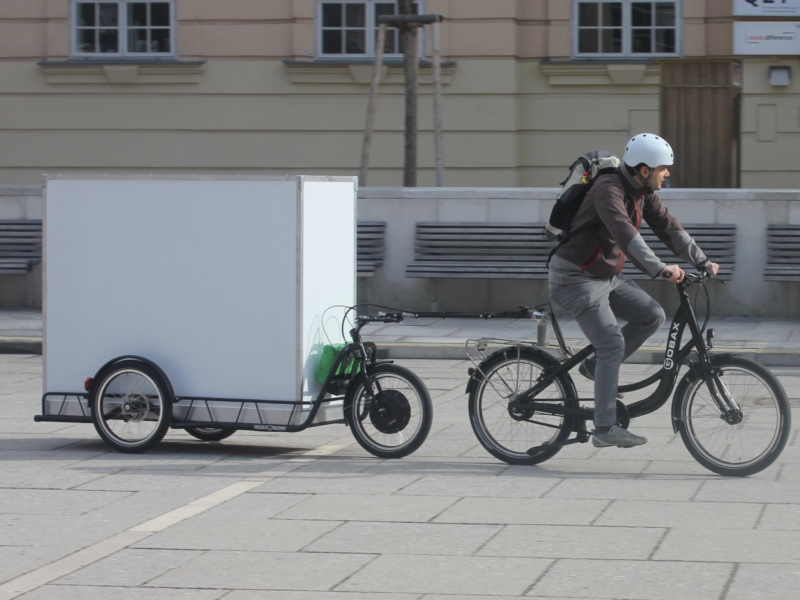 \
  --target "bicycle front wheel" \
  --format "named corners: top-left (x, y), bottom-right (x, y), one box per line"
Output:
top-left (675, 356), bottom-right (791, 477)
top-left (468, 348), bottom-right (579, 465)
top-left (345, 364), bottom-right (433, 459)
